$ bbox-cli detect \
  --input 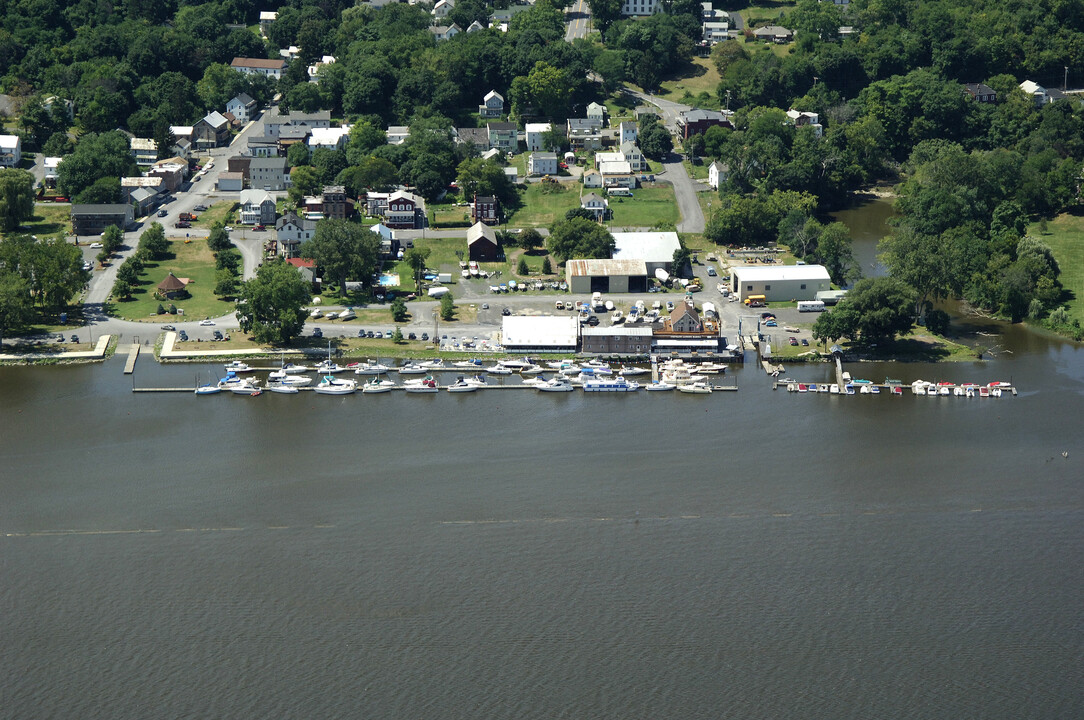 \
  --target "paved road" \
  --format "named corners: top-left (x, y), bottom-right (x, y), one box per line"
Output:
top-left (564, 0), bottom-right (591, 42)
